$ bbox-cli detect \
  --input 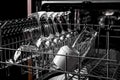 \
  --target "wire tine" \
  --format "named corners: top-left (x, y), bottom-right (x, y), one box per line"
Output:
top-left (56, 12), bottom-right (65, 34)
top-left (64, 11), bottom-right (71, 32)
top-left (47, 12), bottom-right (54, 35)
top-left (51, 12), bottom-right (60, 36)
top-left (39, 12), bottom-right (47, 37)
